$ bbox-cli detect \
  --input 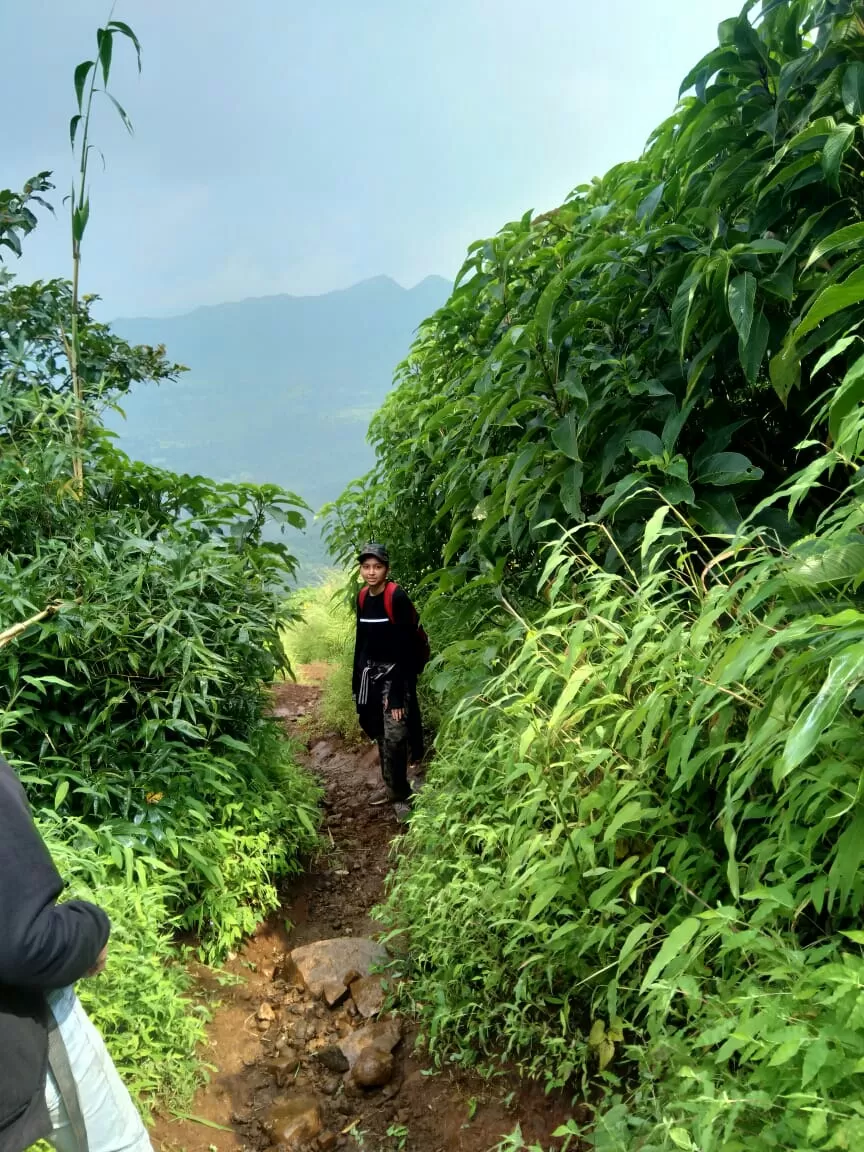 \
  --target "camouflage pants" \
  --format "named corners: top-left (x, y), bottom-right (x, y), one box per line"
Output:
top-left (356, 666), bottom-right (412, 801)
